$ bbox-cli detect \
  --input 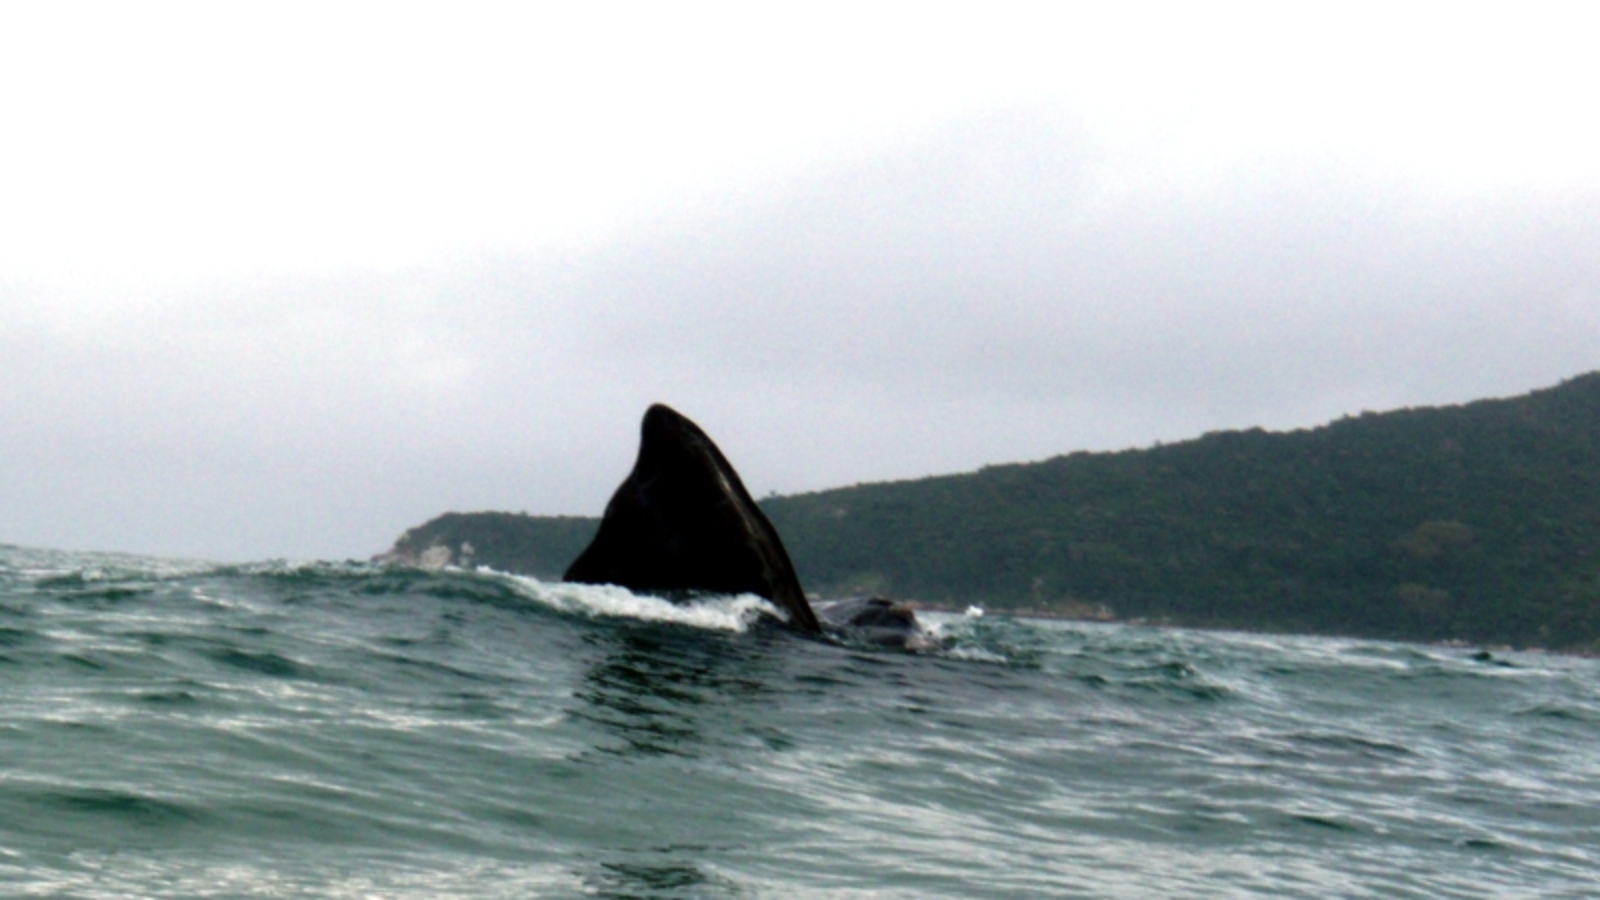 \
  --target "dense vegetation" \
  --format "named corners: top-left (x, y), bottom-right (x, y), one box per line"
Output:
top-left (384, 373), bottom-right (1600, 652)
